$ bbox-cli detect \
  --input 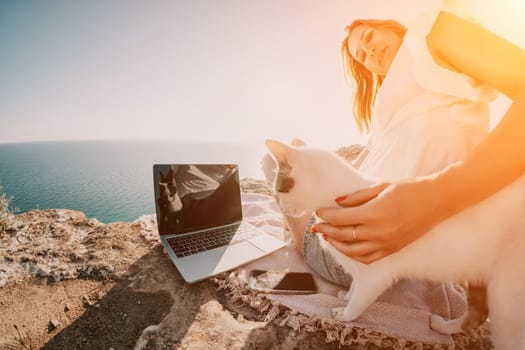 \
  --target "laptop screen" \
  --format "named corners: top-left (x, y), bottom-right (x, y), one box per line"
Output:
top-left (153, 164), bottom-right (242, 235)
